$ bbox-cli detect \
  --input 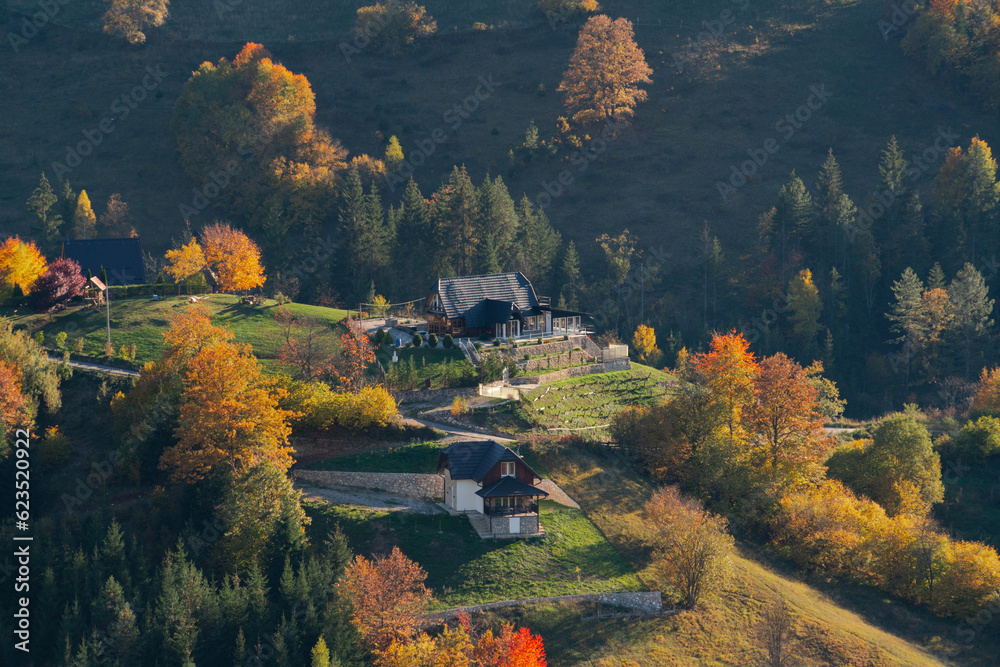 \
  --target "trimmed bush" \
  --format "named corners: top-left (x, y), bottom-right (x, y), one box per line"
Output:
top-left (412, 333), bottom-right (423, 348)
top-left (492, 338), bottom-right (502, 347)
top-left (473, 342), bottom-right (483, 351)
top-left (427, 332), bottom-right (438, 348)
top-left (283, 382), bottom-right (398, 431)
top-left (442, 333), bottom-right (454, 349)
